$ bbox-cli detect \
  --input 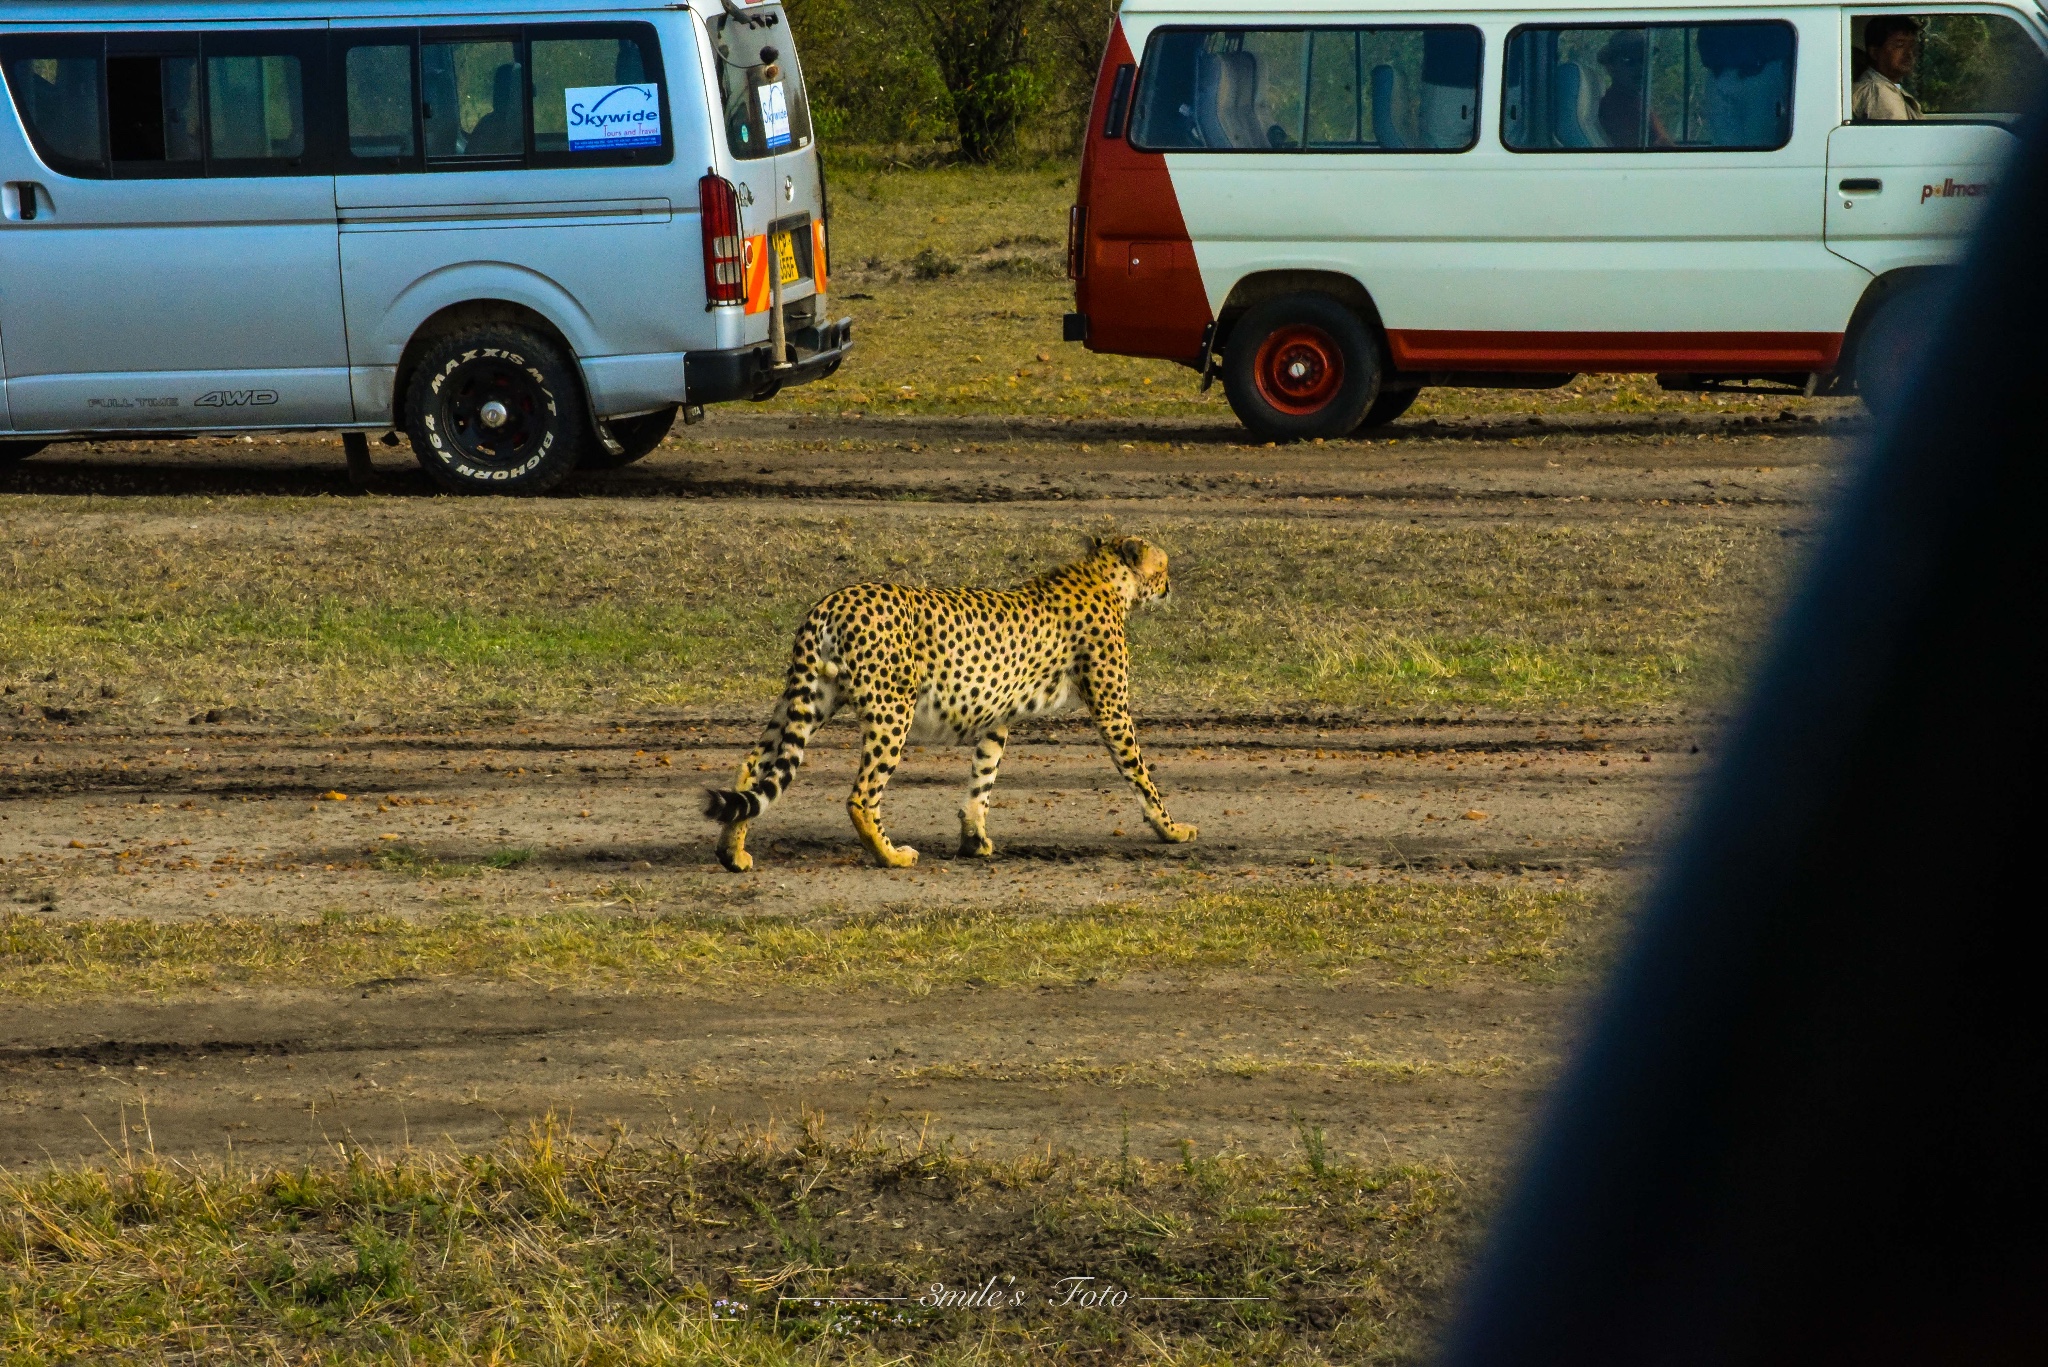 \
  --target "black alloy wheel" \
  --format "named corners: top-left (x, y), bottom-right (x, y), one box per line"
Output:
top-left (406, 325), bottom-right (585, 494)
